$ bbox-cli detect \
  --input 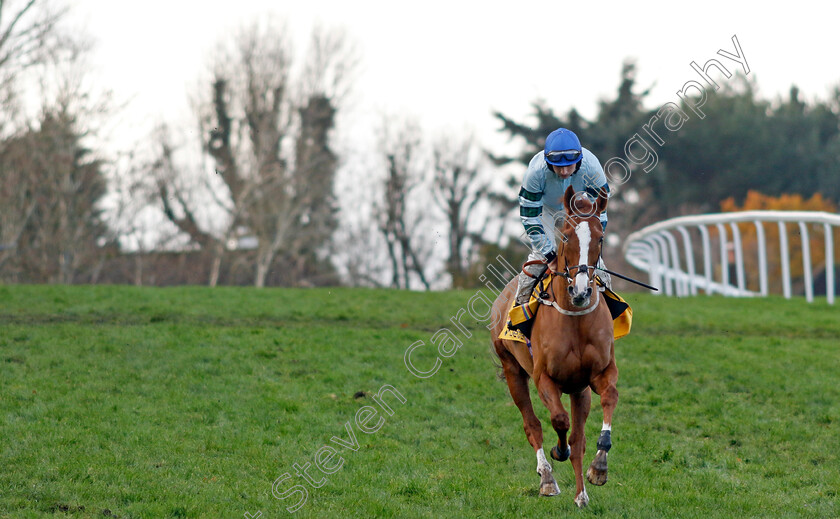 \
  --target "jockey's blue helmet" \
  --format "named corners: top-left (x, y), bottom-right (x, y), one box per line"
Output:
top-left (544, 128), bottom-right (583, 167)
